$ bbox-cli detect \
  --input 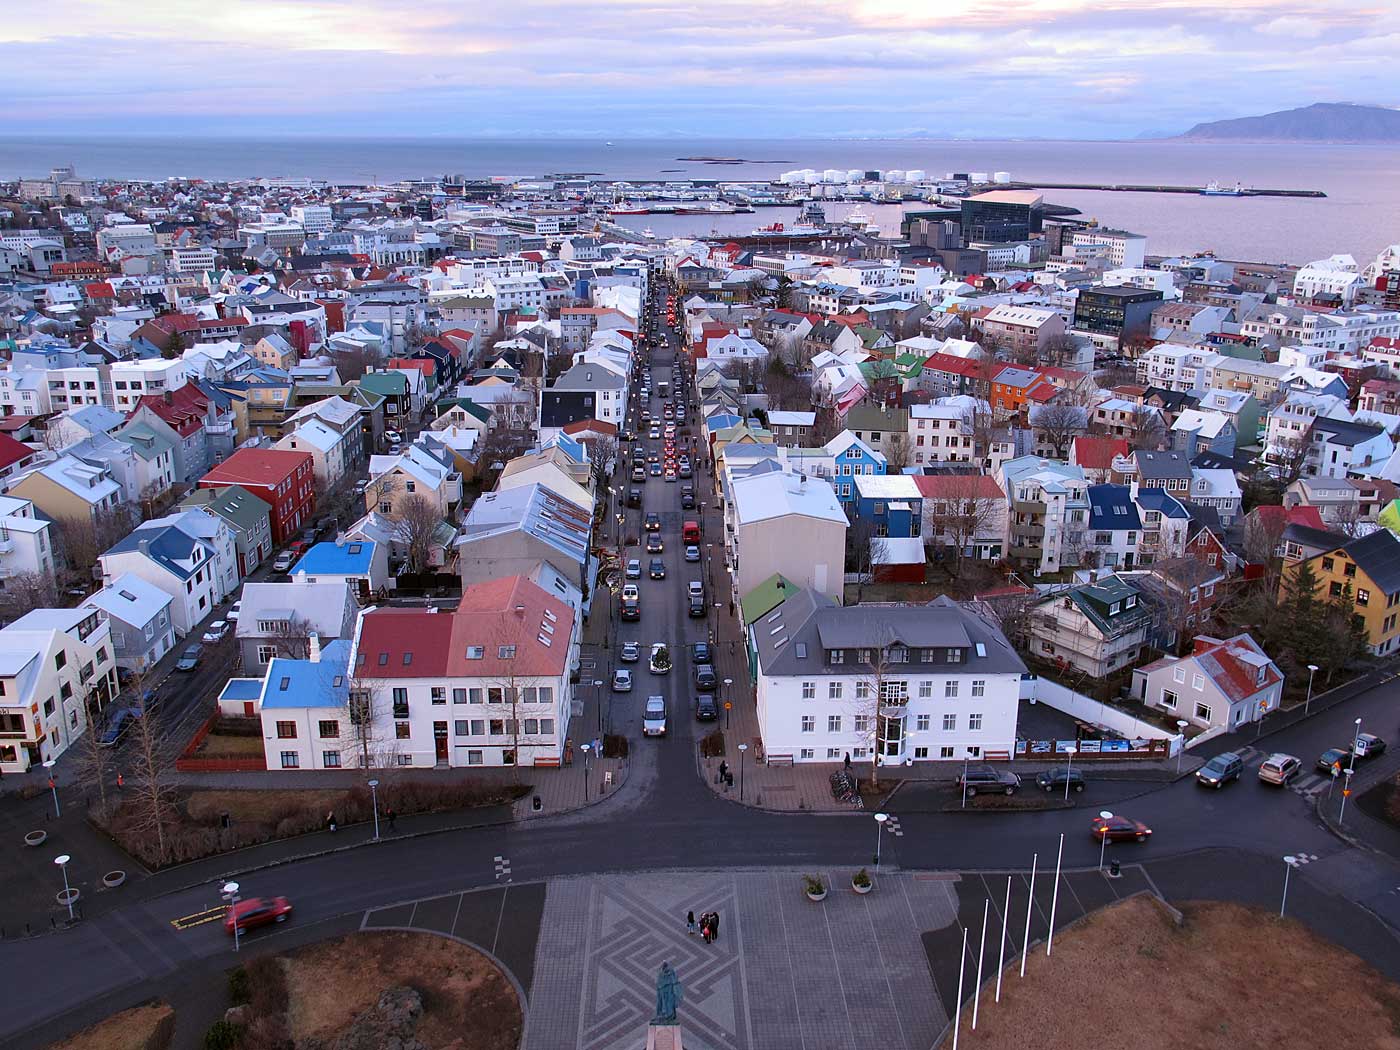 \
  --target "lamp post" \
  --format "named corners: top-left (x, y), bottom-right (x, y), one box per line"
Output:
top-left (1339, 767), bottom-right (1355, 826)
top-left (723, 678), bottom-right (733, 731)
top-left (222, 881), bottom-right (241, 952)
top-left (594, 678), bottom-right (605, 734)
top-left (1304, 663), bottom-right (1319, 715)
top-left (55, 854), bottom-right (75, 921)
top-left (368, 779), bottom-right (380, 842)
top-left (737, 743), bottom-right (748, 801)
top-left (1097, 810), bottom-right (1114, 872)
top-left (1280, 855), bottom-right (1298, 918)
top-left (1061, 744), bottom-right (1077, 801)
top-left (1175, 720), bottom-right (1189, 774)
top-left (873, 812), bottom-right (888, 870)
top-left (1348, 717), bottom-right (1362, 777)
top-left (961, 756), bottom-right (969, 809)
top-left (42, 759), bottom-right (60, 818)
top-left (581, 743), bottom-right (591, 801)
